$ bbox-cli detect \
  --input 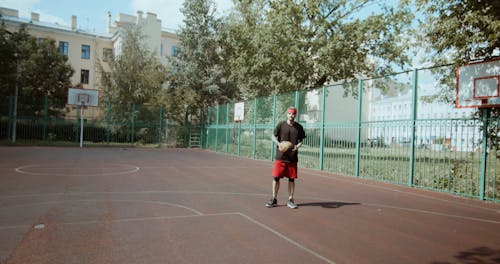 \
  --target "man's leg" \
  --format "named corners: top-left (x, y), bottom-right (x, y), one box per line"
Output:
top-left (266, 178), bottom-right (280, 208)
top-left (287, 163), bottom-right (298, 209)
top-left (287, 179), bottom-right (295, 200)
top-left (273, 178), bottom-right (280, 199)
